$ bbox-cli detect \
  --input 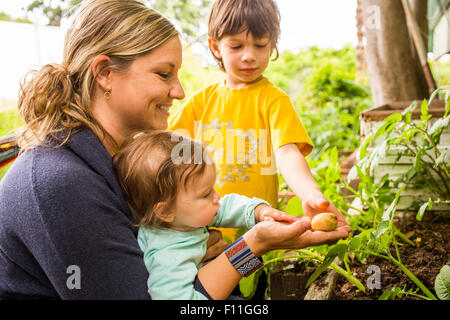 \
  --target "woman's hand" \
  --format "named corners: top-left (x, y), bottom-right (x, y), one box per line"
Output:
top-left (202, 229), bottom-right (228, 262)
top-left (243, 217), bottom-right (350, 257)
